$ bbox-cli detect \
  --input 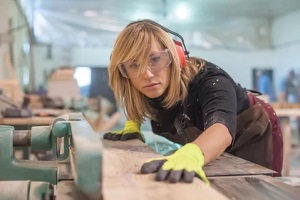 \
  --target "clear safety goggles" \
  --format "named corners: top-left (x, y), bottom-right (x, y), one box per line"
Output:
top-left (118, 49), bottom-right (171, 78)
